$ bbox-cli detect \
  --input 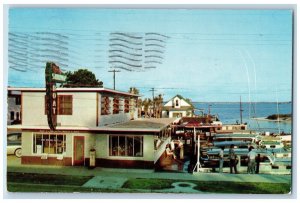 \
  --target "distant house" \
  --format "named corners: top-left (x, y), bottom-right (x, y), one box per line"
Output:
top-left (162, 95), bottom-right (194, 118)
